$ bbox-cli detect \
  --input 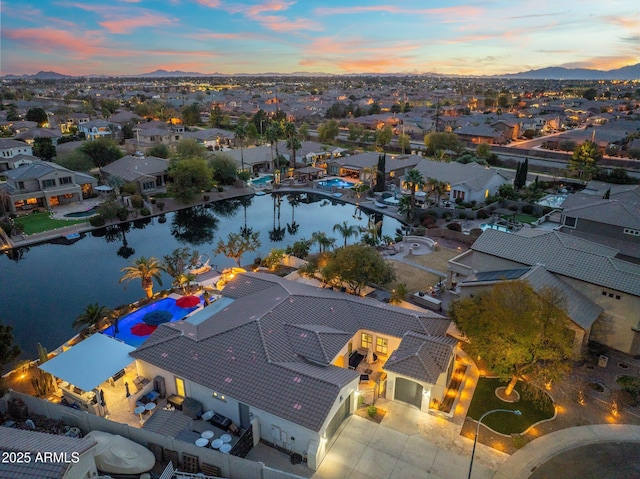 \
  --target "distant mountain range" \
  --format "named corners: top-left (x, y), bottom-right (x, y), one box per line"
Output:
top-left (3, 64), bottom-right (639, 80)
